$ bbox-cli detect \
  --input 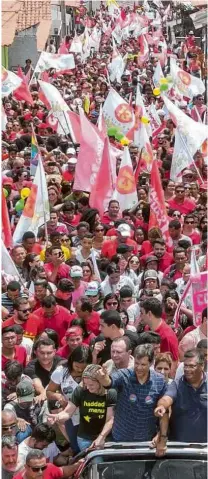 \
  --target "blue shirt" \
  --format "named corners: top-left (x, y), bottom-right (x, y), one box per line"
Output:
top-left (166, 375), bottom-right (207, 443)
top-left (111, 368), bottom-right (167, 441)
